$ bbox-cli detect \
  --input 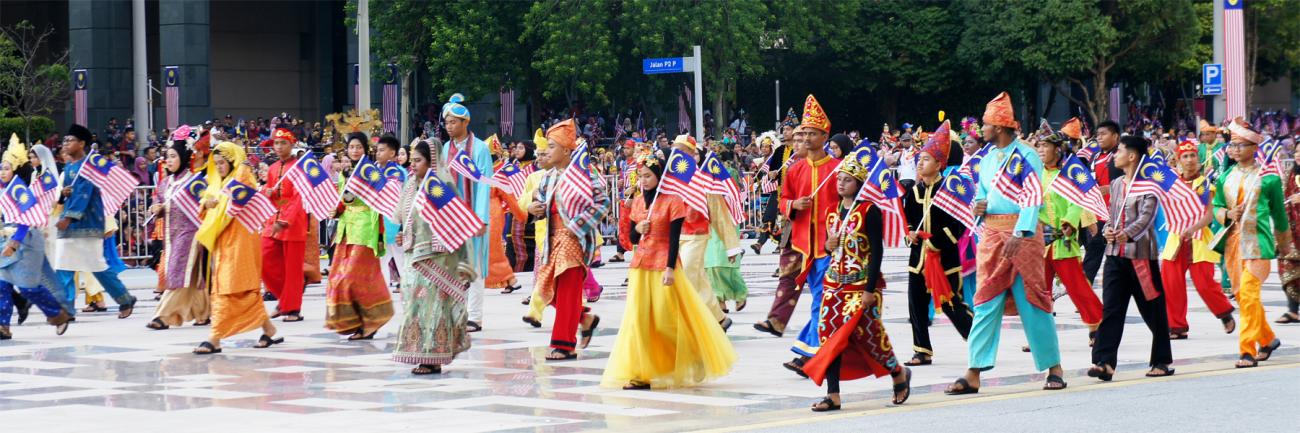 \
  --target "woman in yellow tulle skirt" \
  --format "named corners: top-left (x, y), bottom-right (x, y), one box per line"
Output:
top-left (601, 155), bottom-right (736, 390)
